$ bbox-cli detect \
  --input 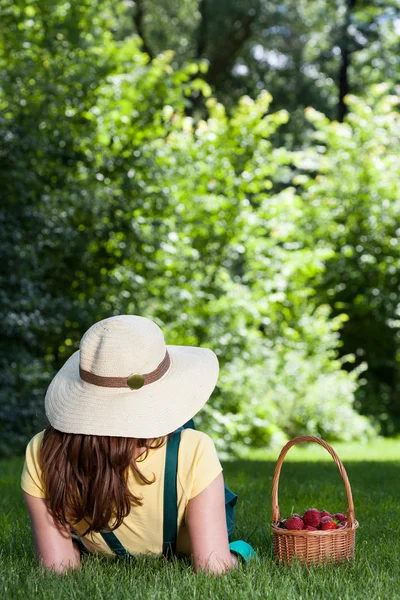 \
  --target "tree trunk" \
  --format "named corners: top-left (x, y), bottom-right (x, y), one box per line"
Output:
top-left (196, 0), bottom-right (208, 58)
top-left (133, 0), bottom-right (154, 60)
top-left (338, 0), bottom-right (357, 122)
